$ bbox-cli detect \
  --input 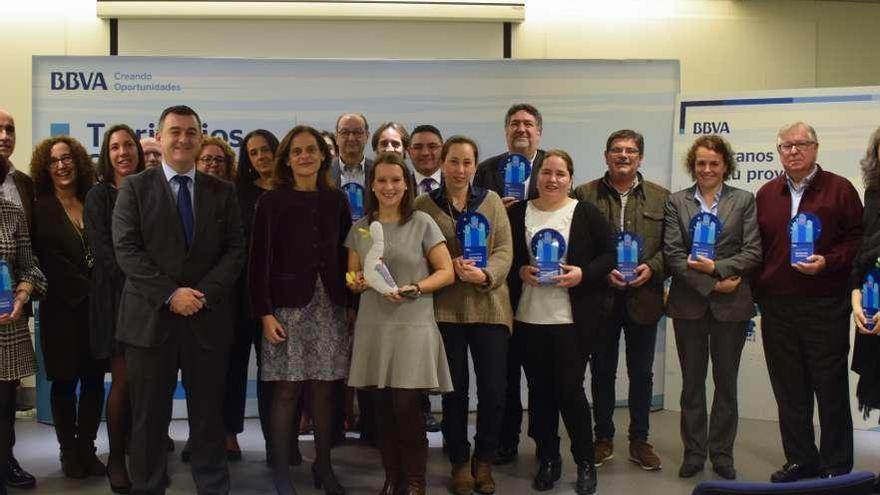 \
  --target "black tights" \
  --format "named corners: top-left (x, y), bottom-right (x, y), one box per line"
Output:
top-left (50, 373), bottom-right (105, 452)
top-left (0, 381), bottom-right (16, 484)
top-left (270, 380), bottom-right (336, 494)
top-left (106, 356), bottom-right (130, 466)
